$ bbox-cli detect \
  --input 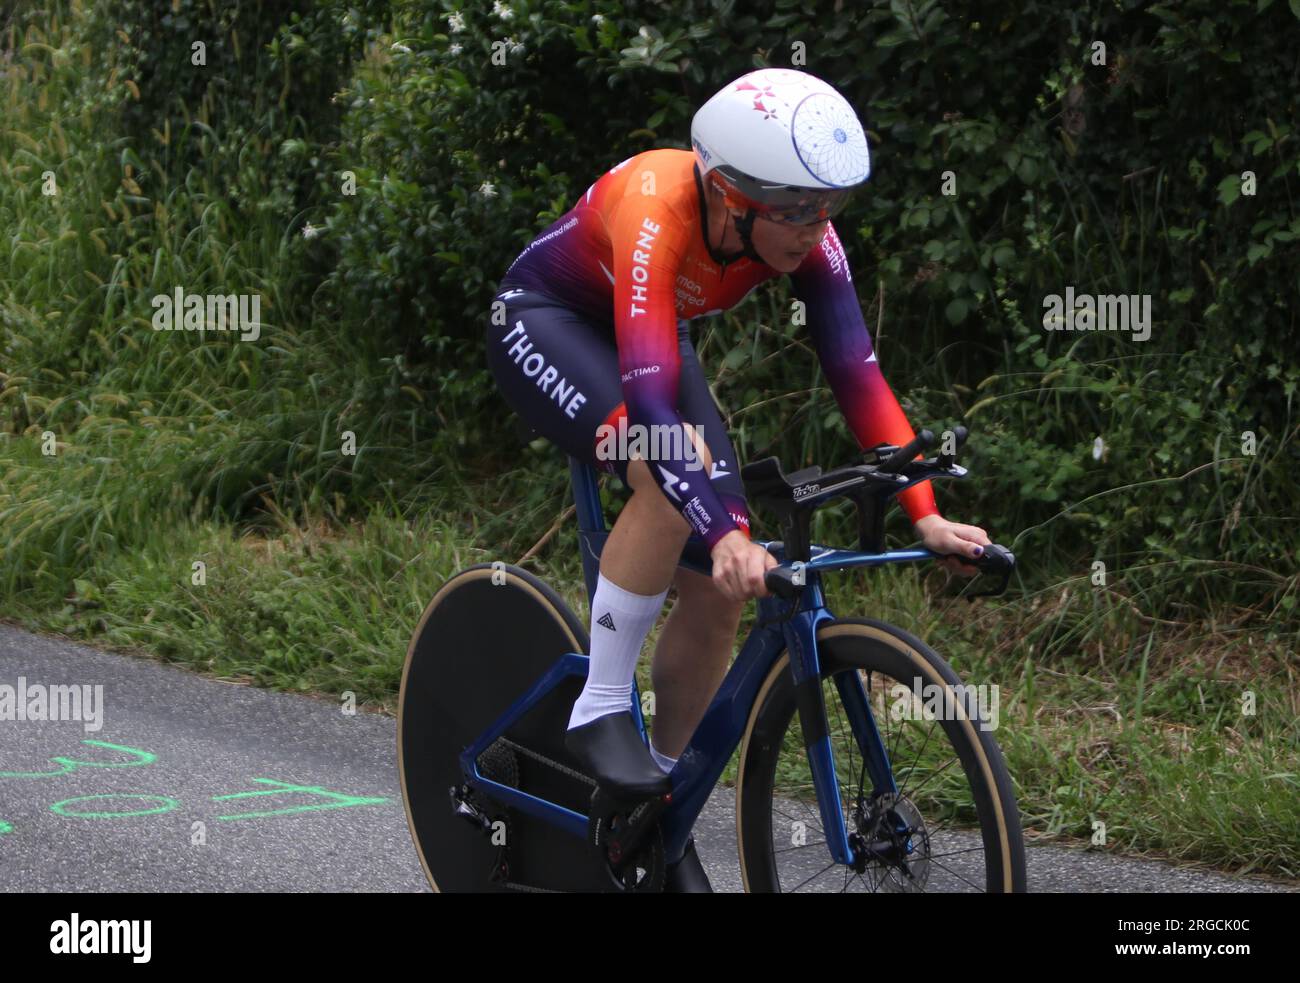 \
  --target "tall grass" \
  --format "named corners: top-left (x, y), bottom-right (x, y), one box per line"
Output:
top-left (1, 3), bottom-right (1295, 880)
